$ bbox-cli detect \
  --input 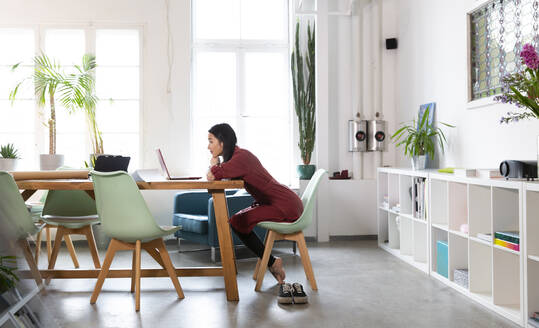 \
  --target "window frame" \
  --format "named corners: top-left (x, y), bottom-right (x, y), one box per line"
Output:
top-left (0, 23), bottom-right (144, 168)
top-left (190, 0), bottom-right (294, 185)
